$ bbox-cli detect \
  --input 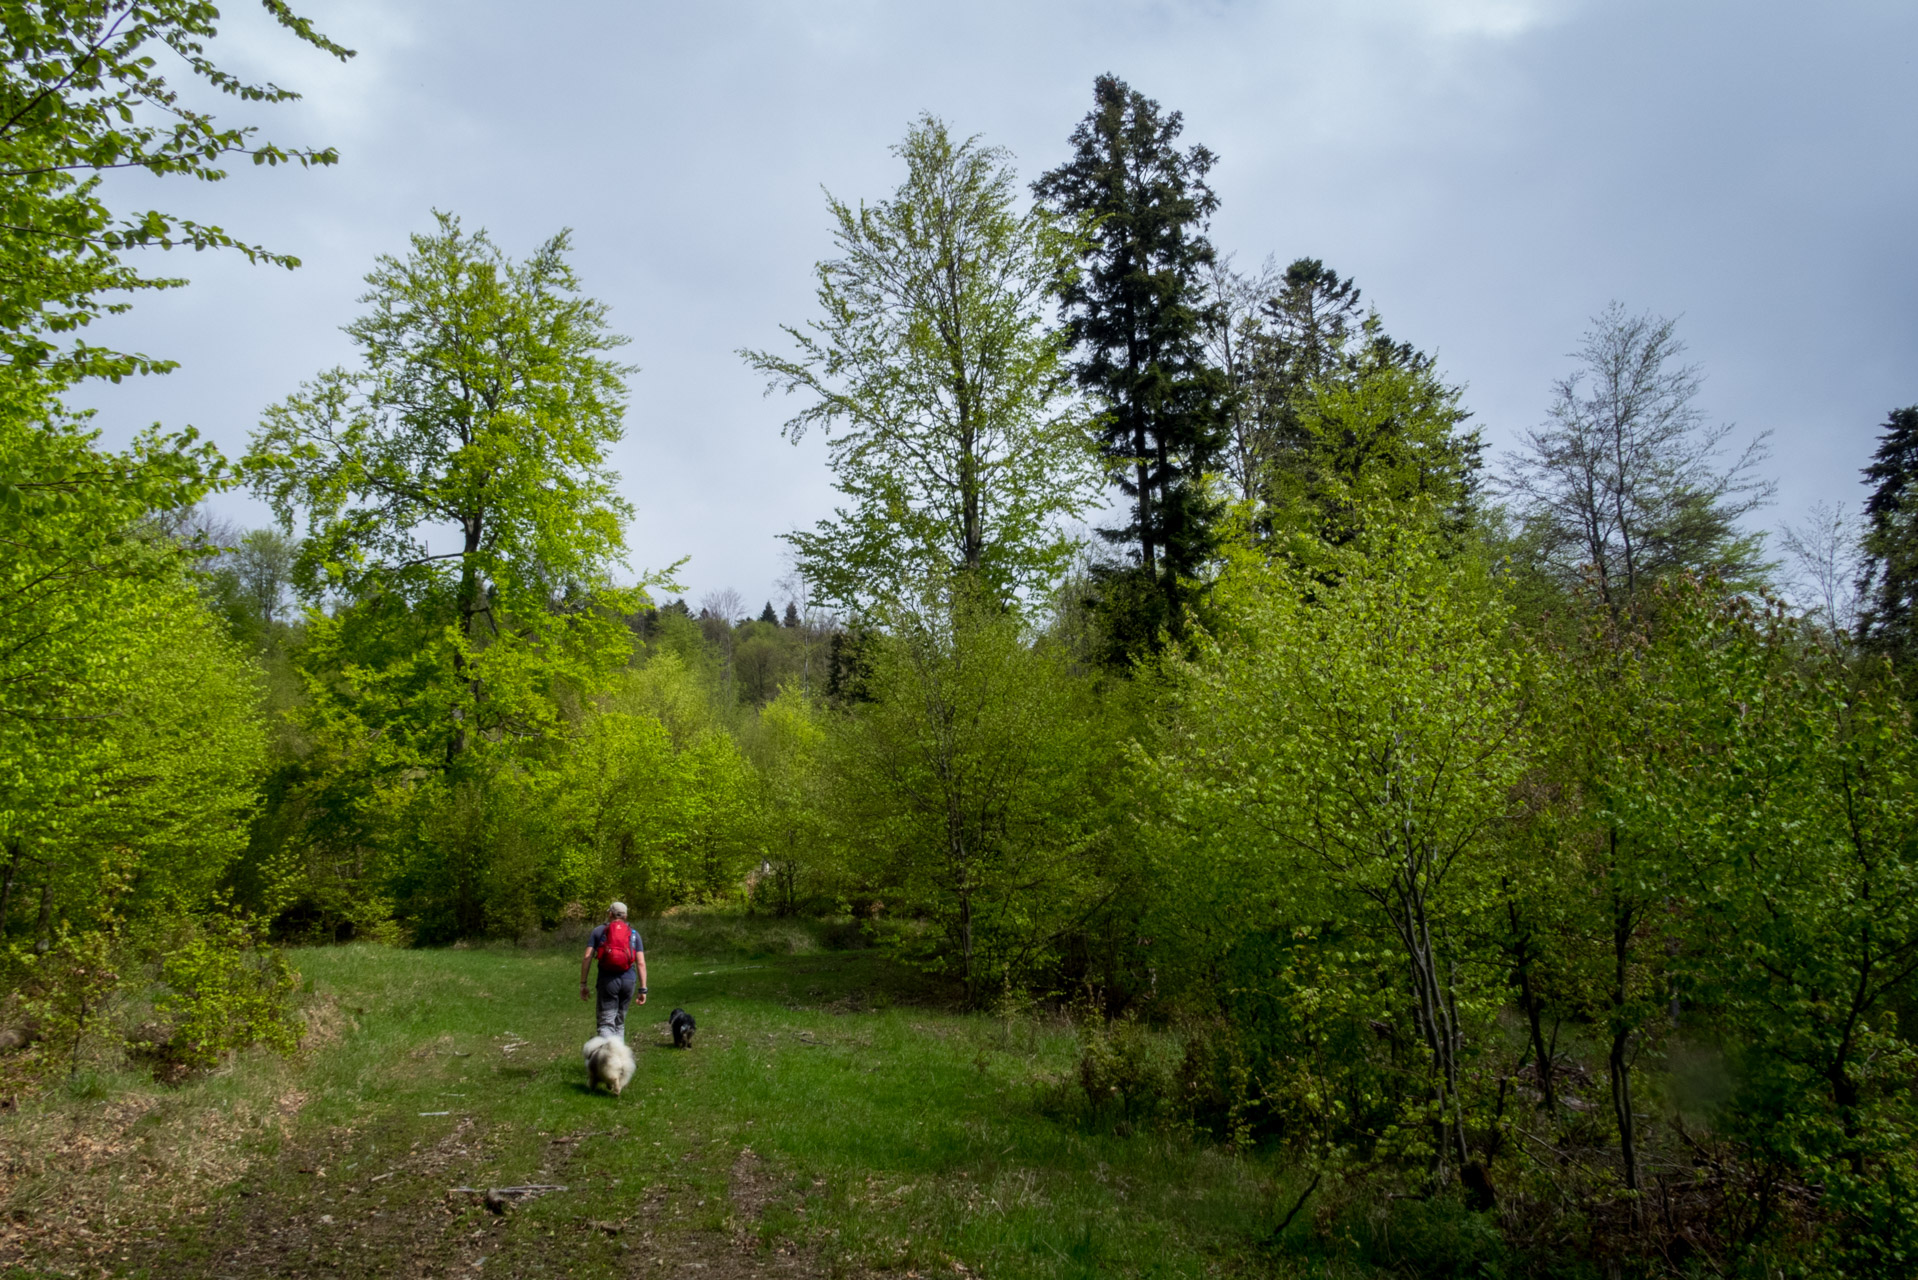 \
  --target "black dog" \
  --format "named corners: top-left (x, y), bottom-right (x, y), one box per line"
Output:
top-left (670, 1007), bottom-right (696, 1049)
